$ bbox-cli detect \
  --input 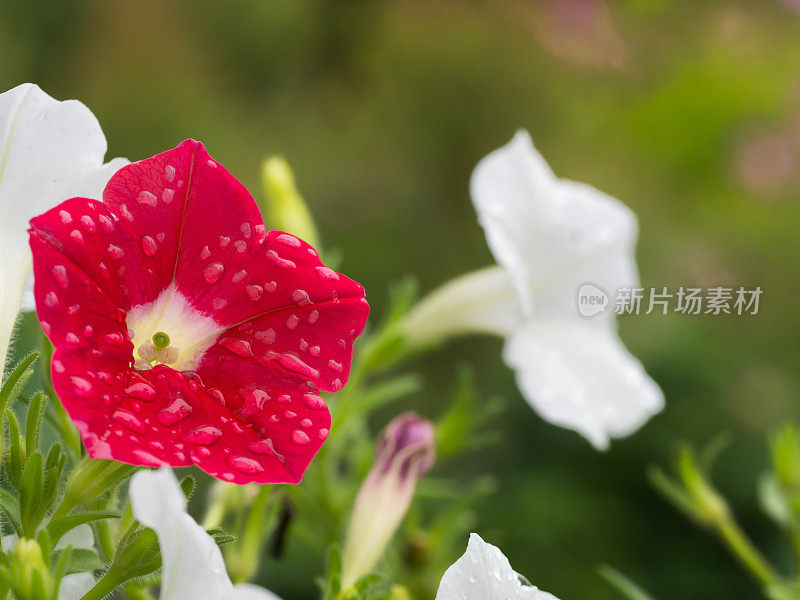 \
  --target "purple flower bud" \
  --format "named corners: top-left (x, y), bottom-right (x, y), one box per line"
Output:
top-left (341, 412), bottom-right (436, 589)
